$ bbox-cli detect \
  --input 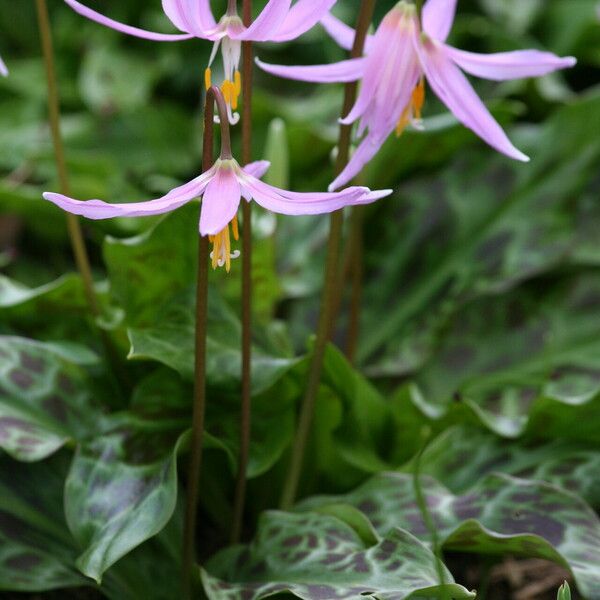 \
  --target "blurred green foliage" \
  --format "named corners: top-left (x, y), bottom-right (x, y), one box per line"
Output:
top-left (0, 0), bottom-right (599, 598)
